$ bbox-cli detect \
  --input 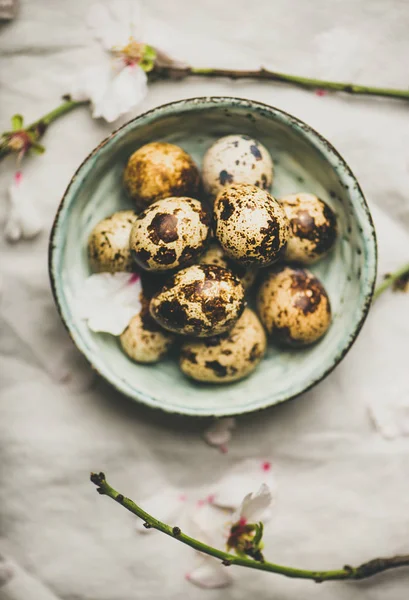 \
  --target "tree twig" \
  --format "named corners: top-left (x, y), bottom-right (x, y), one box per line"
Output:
top-left (90, 472), bottom-right (409, 583)
top-left (373, 262), bottom-right (409, 301)
top-left (0, 98), bottom-right (89, 161)
top-left (149, 65), bottom-right (409, 102)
